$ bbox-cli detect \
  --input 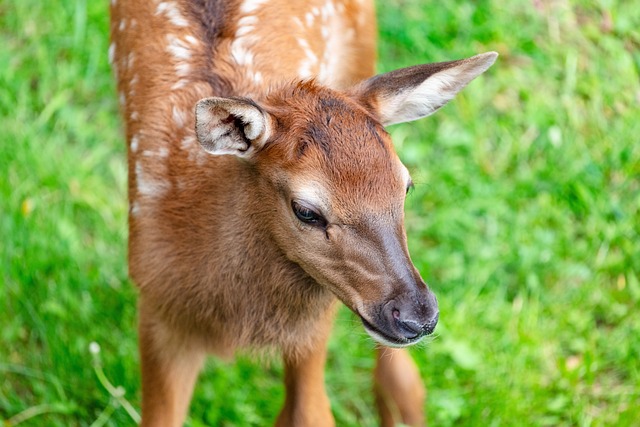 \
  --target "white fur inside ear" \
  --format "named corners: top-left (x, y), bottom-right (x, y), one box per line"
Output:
top-left (379, 69), bottom-right (463, 125)
top-left (379, 52), bottom-right (498, 126)
top-left (227, 103), bottom-right (265, 140)
top-left (195, 97), bottom-right (271, 157)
